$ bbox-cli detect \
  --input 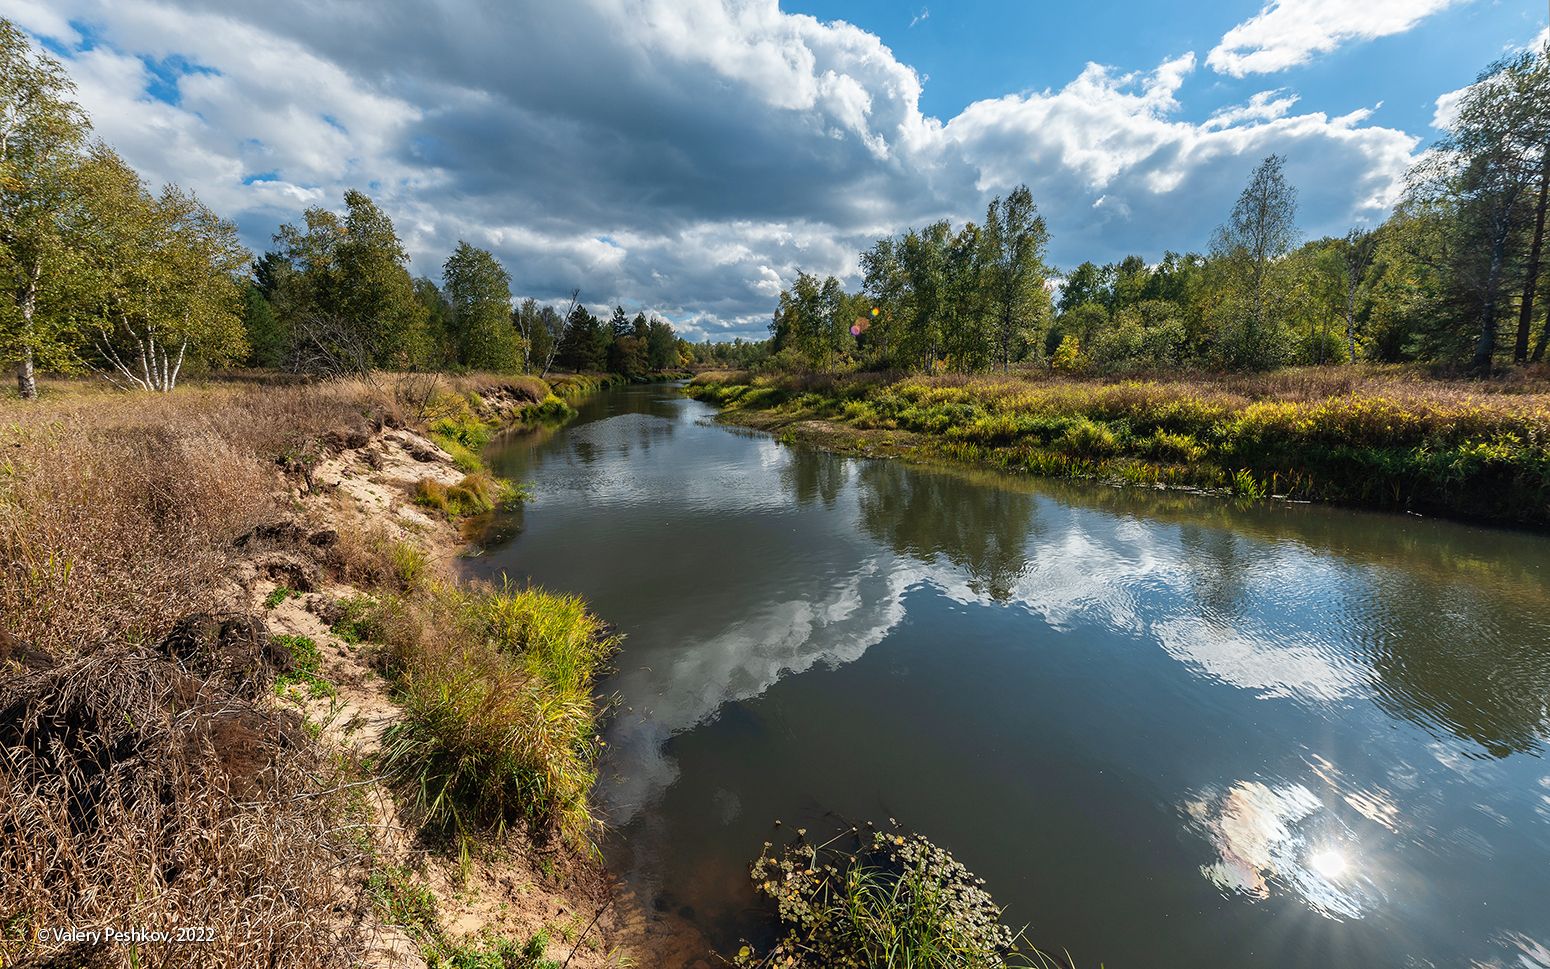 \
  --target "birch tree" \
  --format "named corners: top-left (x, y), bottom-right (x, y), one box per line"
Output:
top-left (0, 19), bottom-right (94, 398)
top-left (86, 148), bottom-right (248, 391)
